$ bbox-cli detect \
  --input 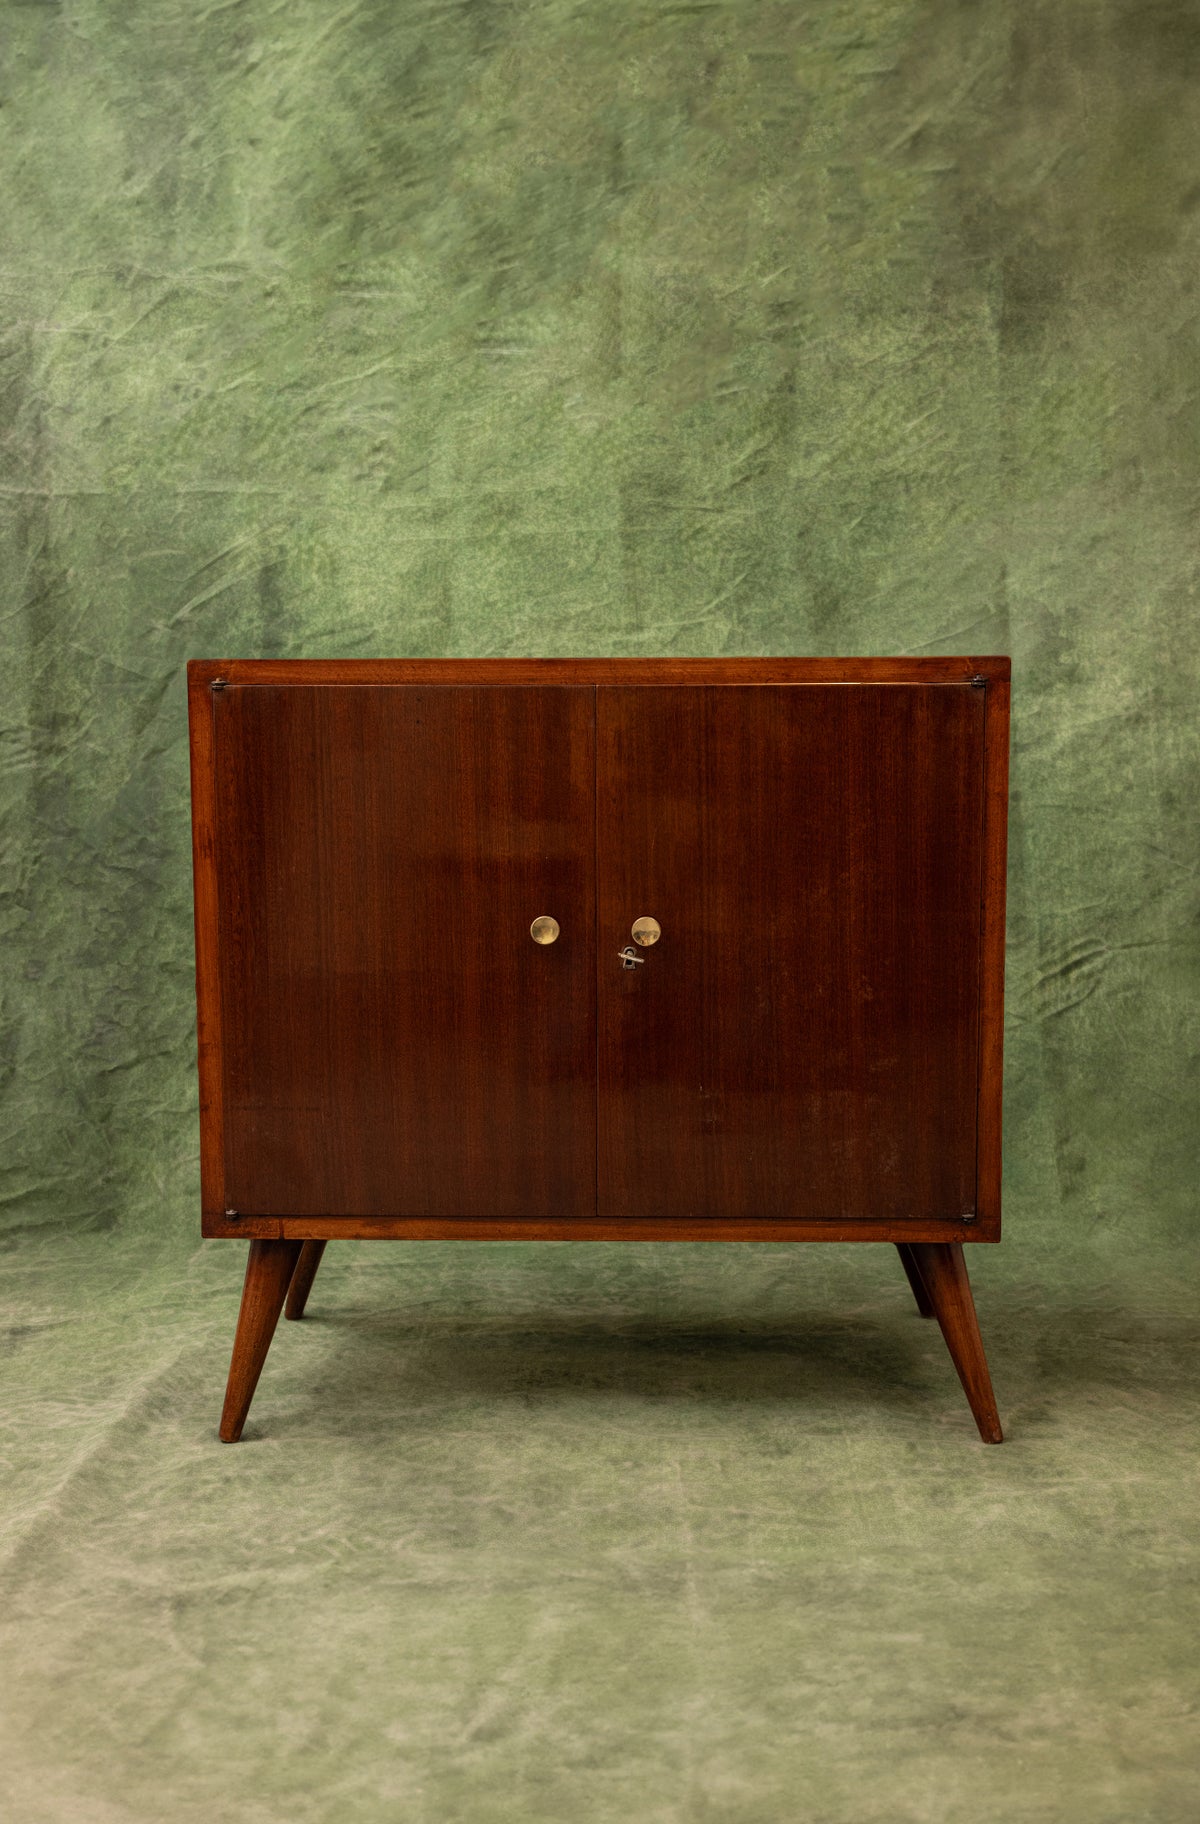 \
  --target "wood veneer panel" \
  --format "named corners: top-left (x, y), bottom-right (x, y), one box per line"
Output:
top-left (596, 684), bottom-right (986, 1222)
top-left (210, 684), bottom-right (596, 1218)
